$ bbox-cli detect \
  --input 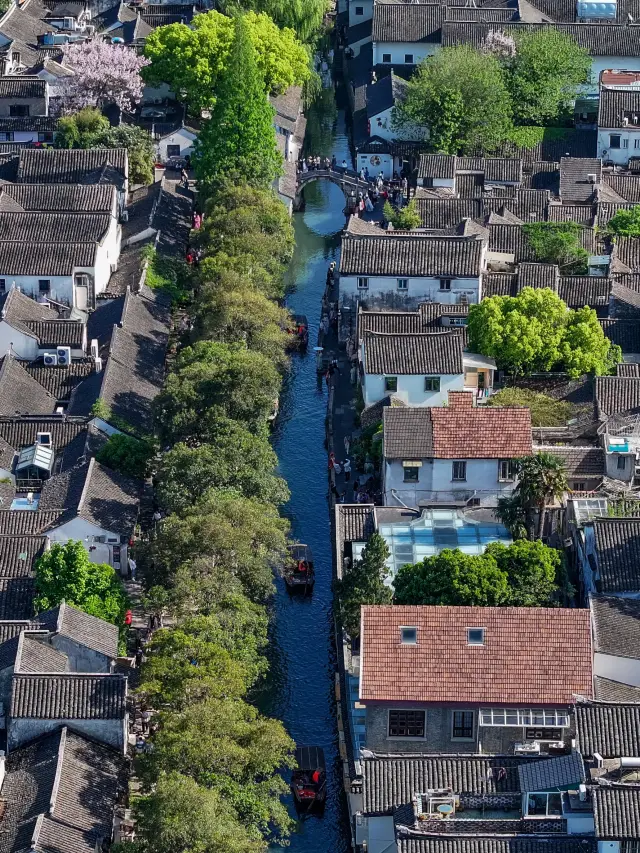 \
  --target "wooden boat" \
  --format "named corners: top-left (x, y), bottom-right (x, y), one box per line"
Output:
top-left (291, 746), bottom-right (326, 809)
top-left (283, 544), bottom-right (315, 593)
top-left (291, 314), bottom-right (309, 349)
